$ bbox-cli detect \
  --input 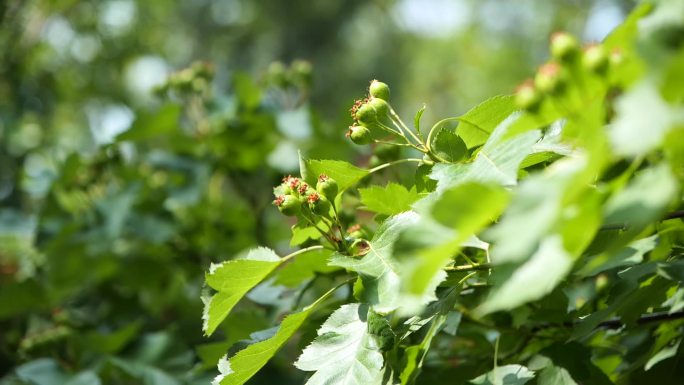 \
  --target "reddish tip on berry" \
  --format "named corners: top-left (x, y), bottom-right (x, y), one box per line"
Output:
top-left (307, 191), bottom-right (321, 203)
top-left (347, 224), bottom-right (361, 234)
top-left (298, 183), bottom-right (309, 195)
top-left (273, 195), bottom-right (285, 206)
top-left (318, 174), bottom-right (329, 182)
